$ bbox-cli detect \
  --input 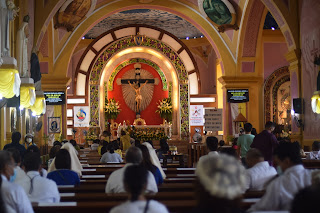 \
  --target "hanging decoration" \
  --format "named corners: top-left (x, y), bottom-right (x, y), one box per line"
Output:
top-left (0, 69), bottom-right (20, 99)
top-left (30, 91), bottom-right (46, 116)
top-left (20, 78), bottom-right (36, 109)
